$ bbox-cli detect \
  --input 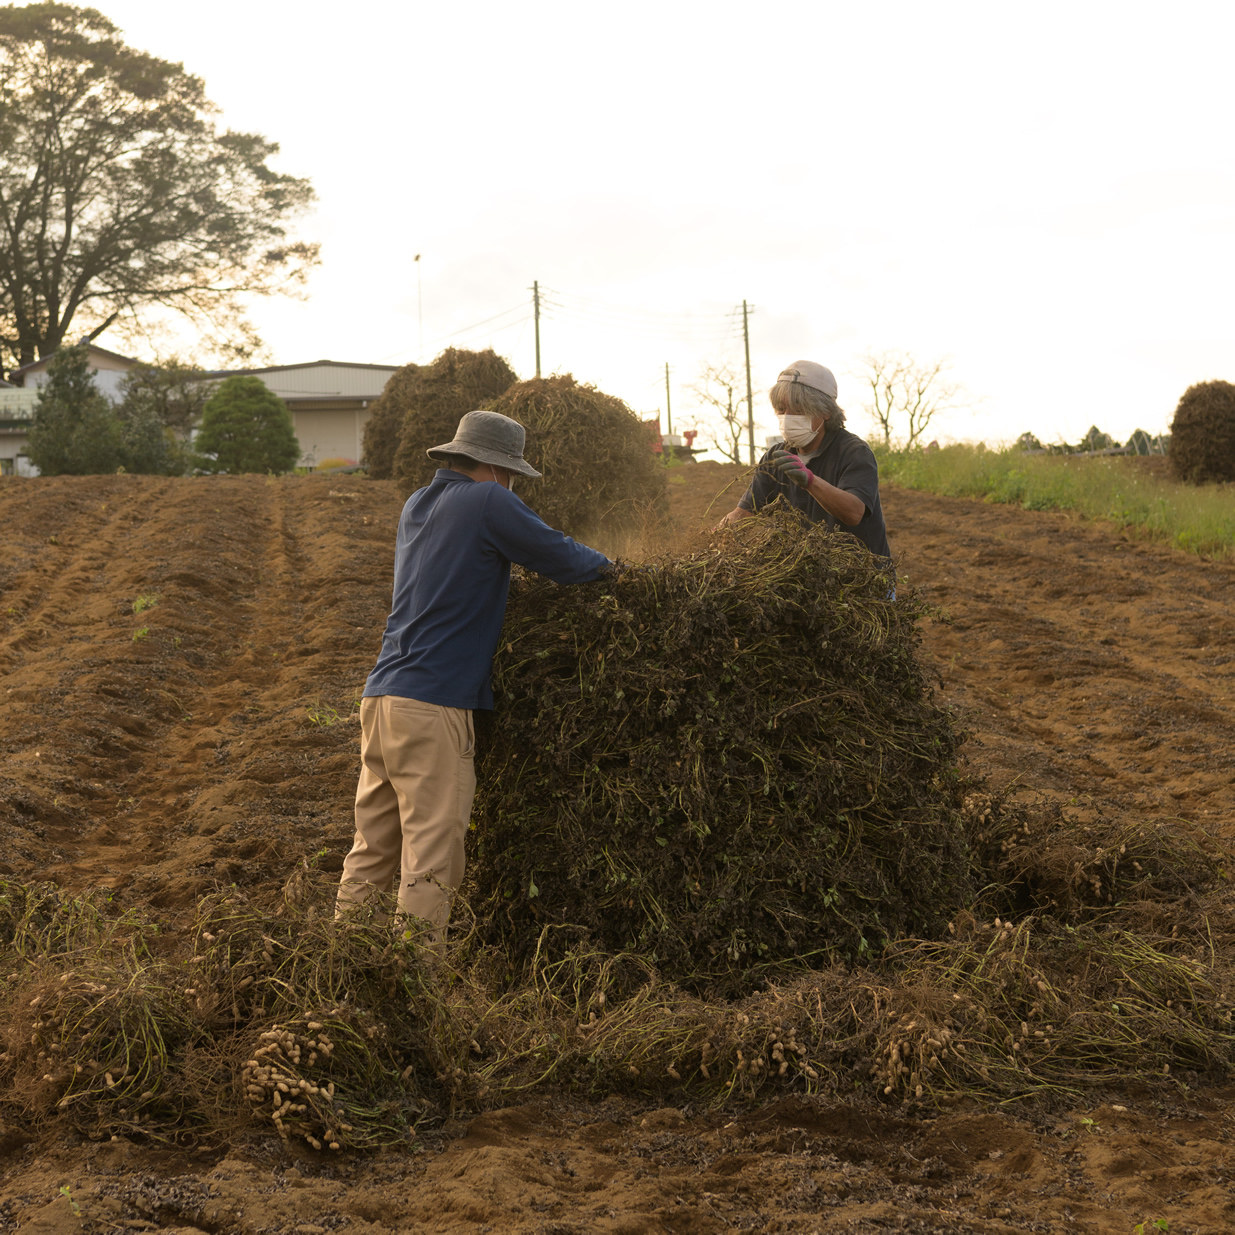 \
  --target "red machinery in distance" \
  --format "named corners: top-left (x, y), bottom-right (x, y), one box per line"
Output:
top-left (643, 416), bottom-right (700, 462)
